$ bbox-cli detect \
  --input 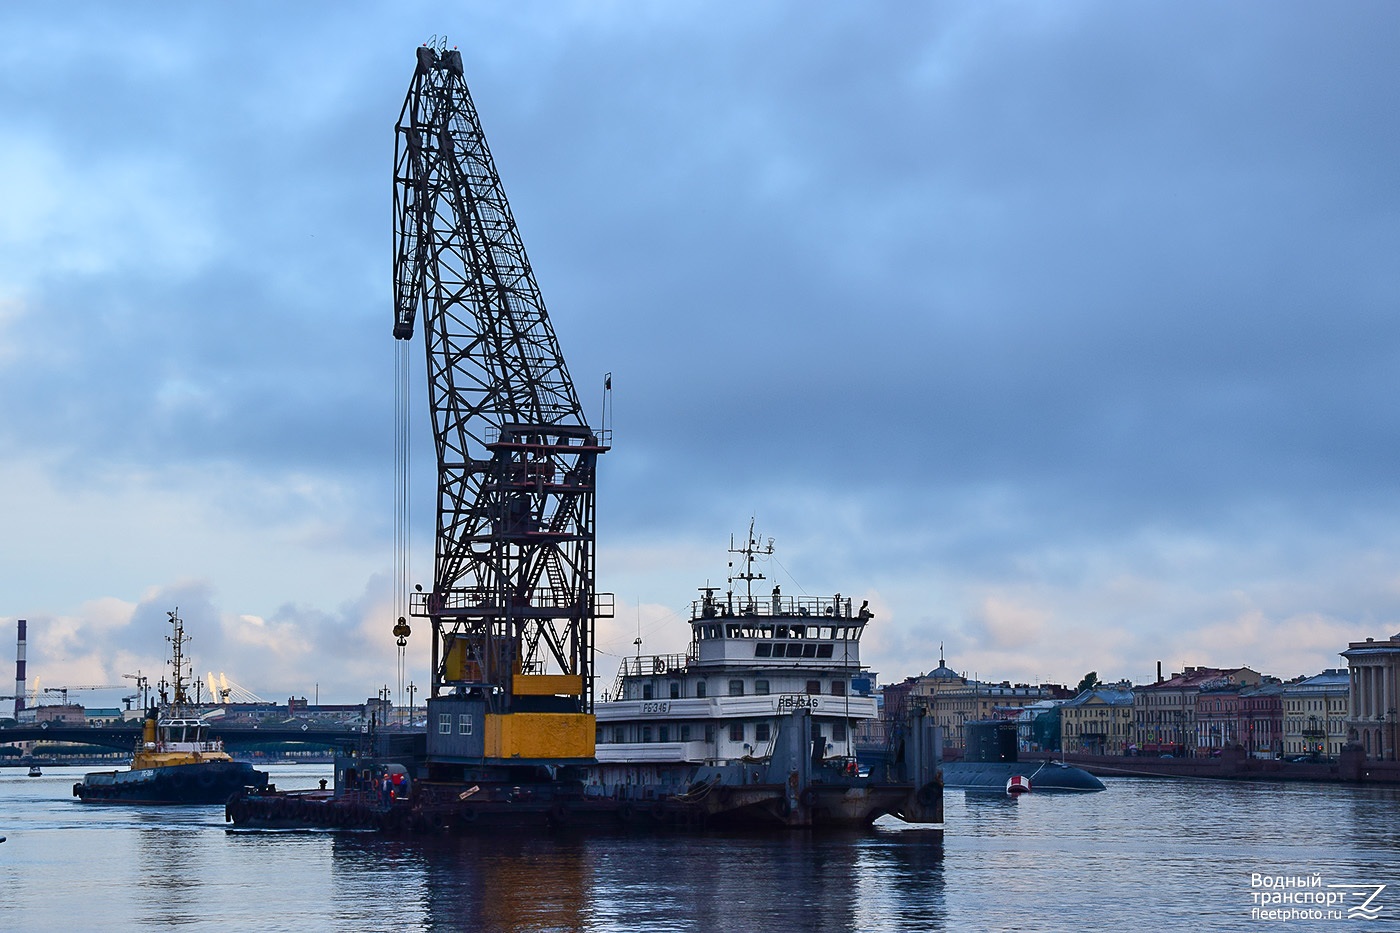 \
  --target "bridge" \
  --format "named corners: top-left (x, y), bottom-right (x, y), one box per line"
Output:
top-left (0, 723), bottom-right (415, 753)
